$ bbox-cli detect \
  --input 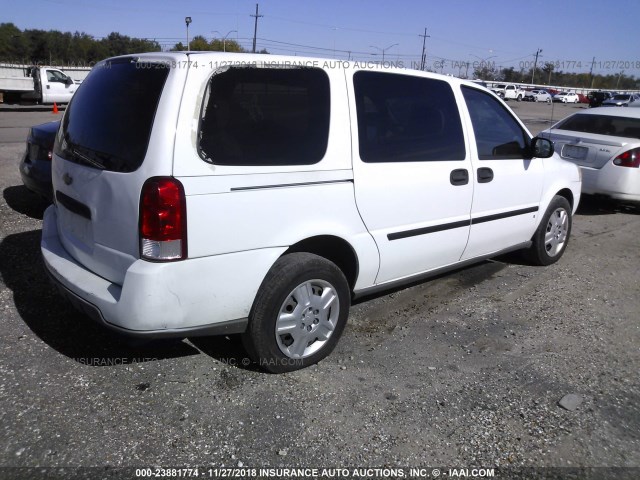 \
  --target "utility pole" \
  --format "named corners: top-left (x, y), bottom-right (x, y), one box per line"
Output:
top-left (589, 56), bottom-right (595, 88)
top-left (250, 3), bottom-right (263, 53)
top-left (531, 48), bottom-right (542, 84)
top-left (419, 28), bottom-right (430, 71)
